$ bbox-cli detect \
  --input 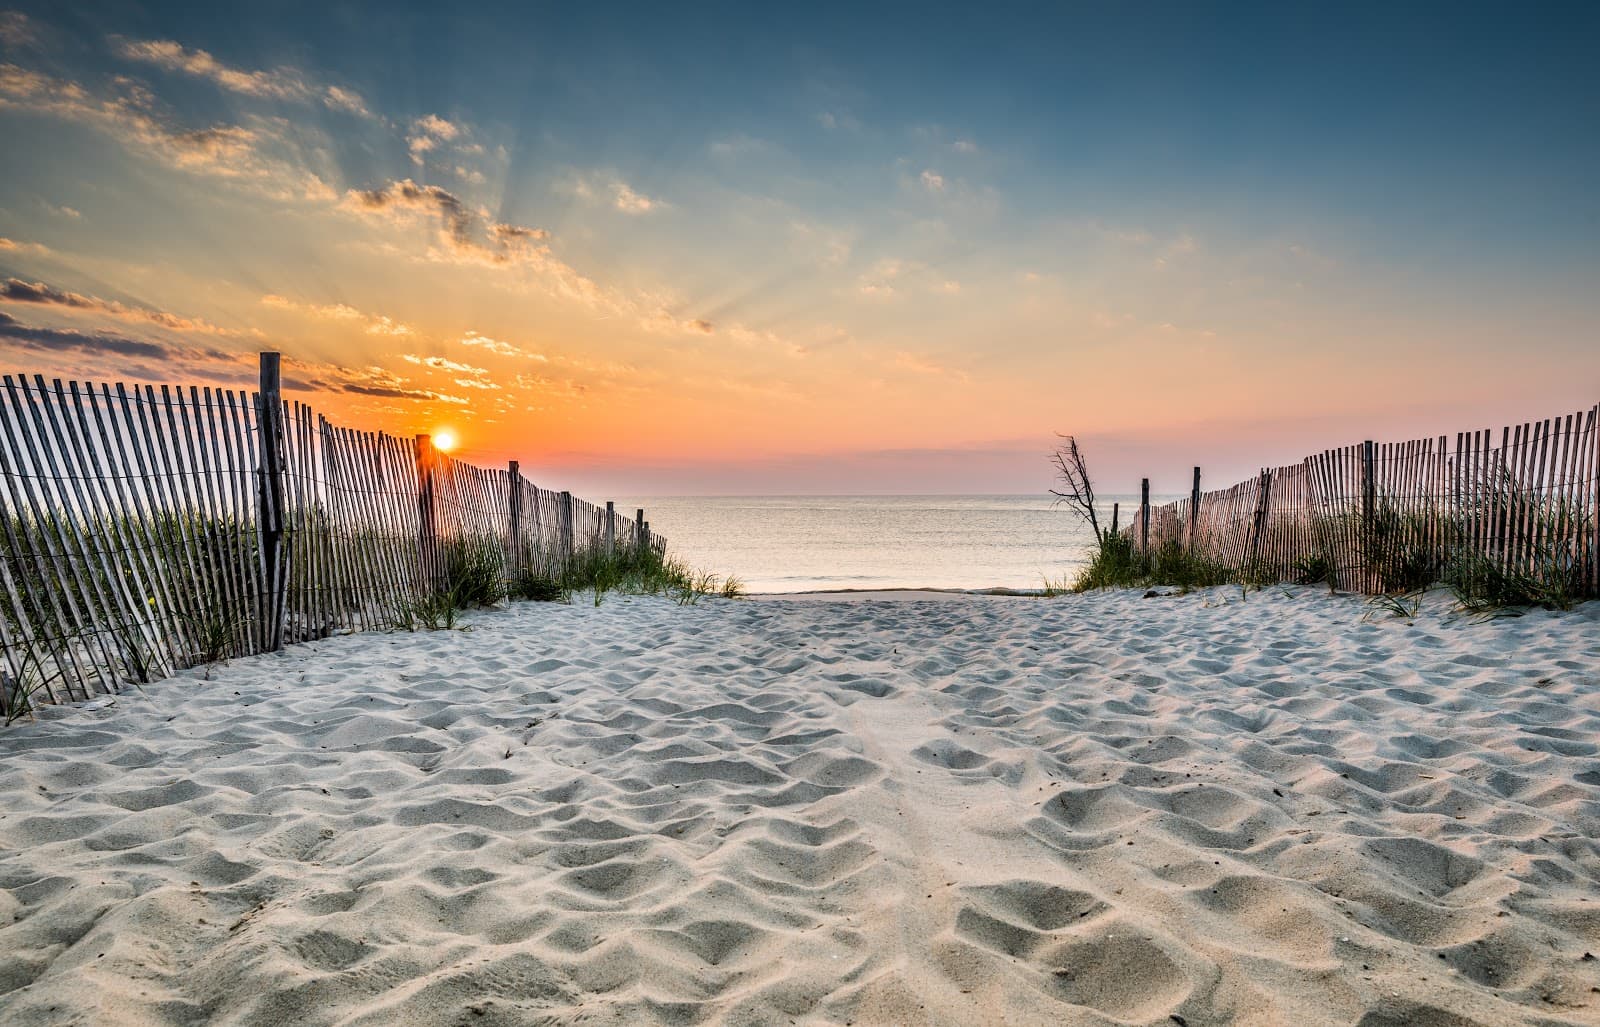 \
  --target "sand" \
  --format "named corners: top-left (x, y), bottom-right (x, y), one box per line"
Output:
top-left (1, 587), bottom-right (1597, 1026)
